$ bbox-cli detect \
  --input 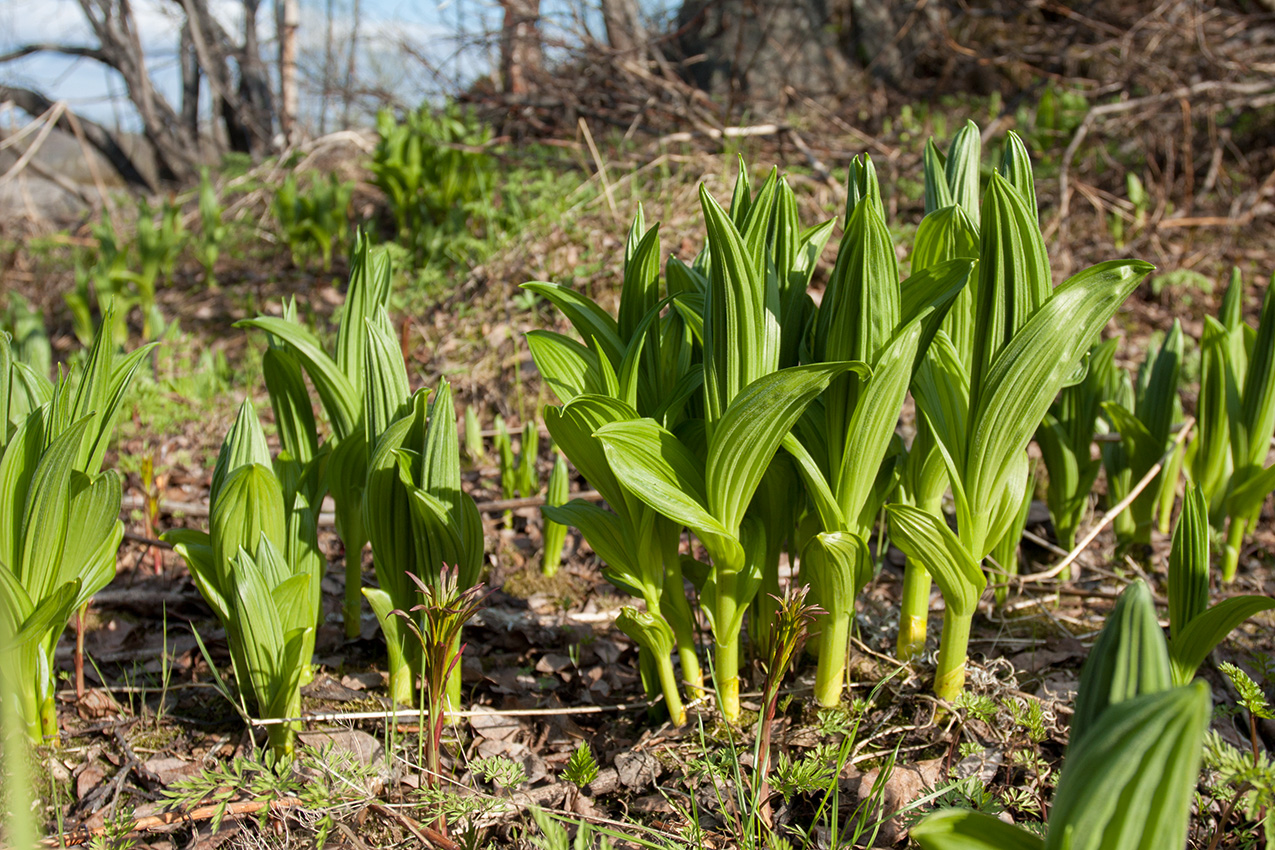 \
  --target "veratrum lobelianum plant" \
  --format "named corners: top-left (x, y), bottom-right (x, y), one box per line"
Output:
top-left (779, 156), bottom-right (971, 706)
top-left (360, 333), bottom-right (483, 709)
top-left (540, 453), bottom-right (569, 577)
top-left (1165, 483), bottom-right (1275, 685)
top-left (887, 124), bottom-right (1152, 700)
top-left (1037, 337), bottom-right (1119, 561)
top-left (0, 315), bottom-right (151, 742)
top-left (527, 204), bottom-right (708, 720)
top-left (1099, 319), bottom-right (1184, 547)
top-left (1192, 270), bottom-right (1275, 581)
top-left (238, 232), bottom-right (392, 639)
top-left (581, 163), bottom-right (963, 720)
top-left (912, 578), bottom-right (1211, 850)
top-left (273, 172), bottom-right (353, 271)
top-left (164, 401), bottom-right (324, 759)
